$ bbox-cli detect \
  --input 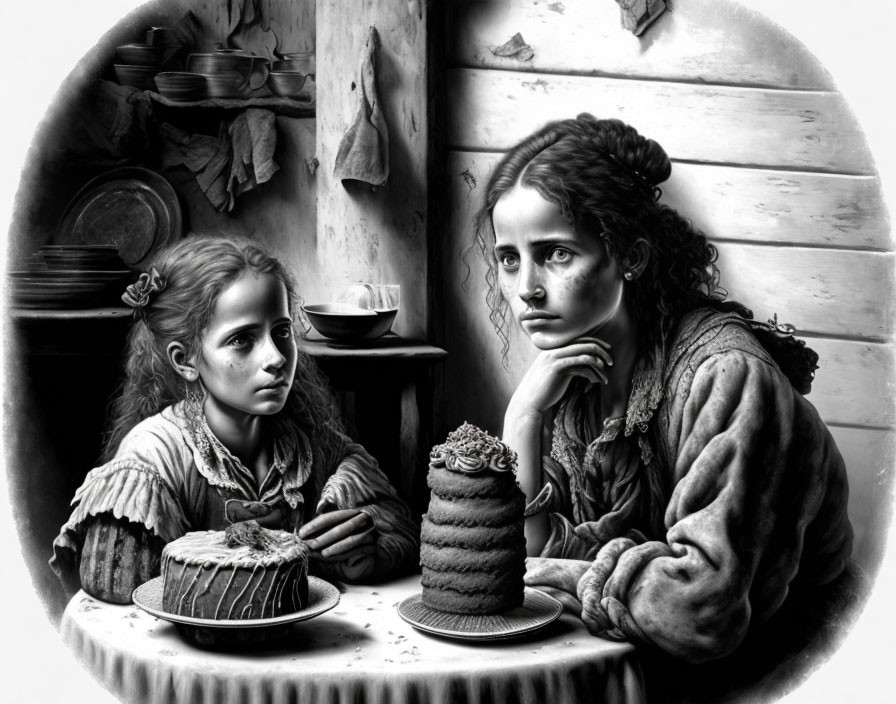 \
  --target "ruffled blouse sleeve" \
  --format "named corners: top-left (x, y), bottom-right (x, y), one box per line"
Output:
top-left (576, 351), bottom-right (852, 663)
top-left (315, 439), bottom-right (419, 579)
top-left (50, 414), bottom-right (192, 592)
